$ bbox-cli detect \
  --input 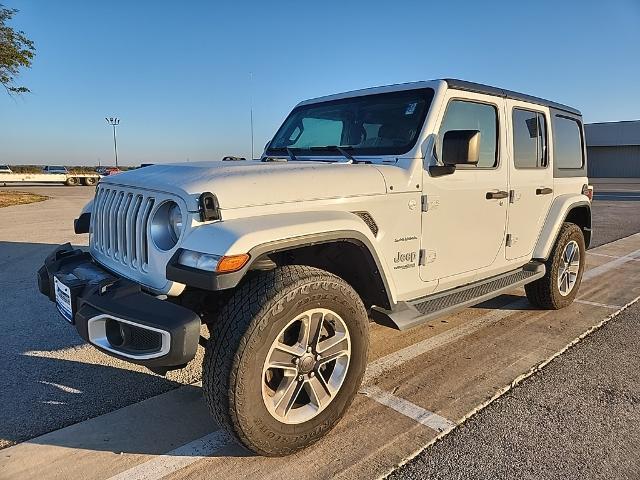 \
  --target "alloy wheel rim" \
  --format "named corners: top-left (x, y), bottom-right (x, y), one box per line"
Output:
top-left (261, 308), bottom-right (351, 424)
top-left (558, 240), bottom-right (580, 296)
